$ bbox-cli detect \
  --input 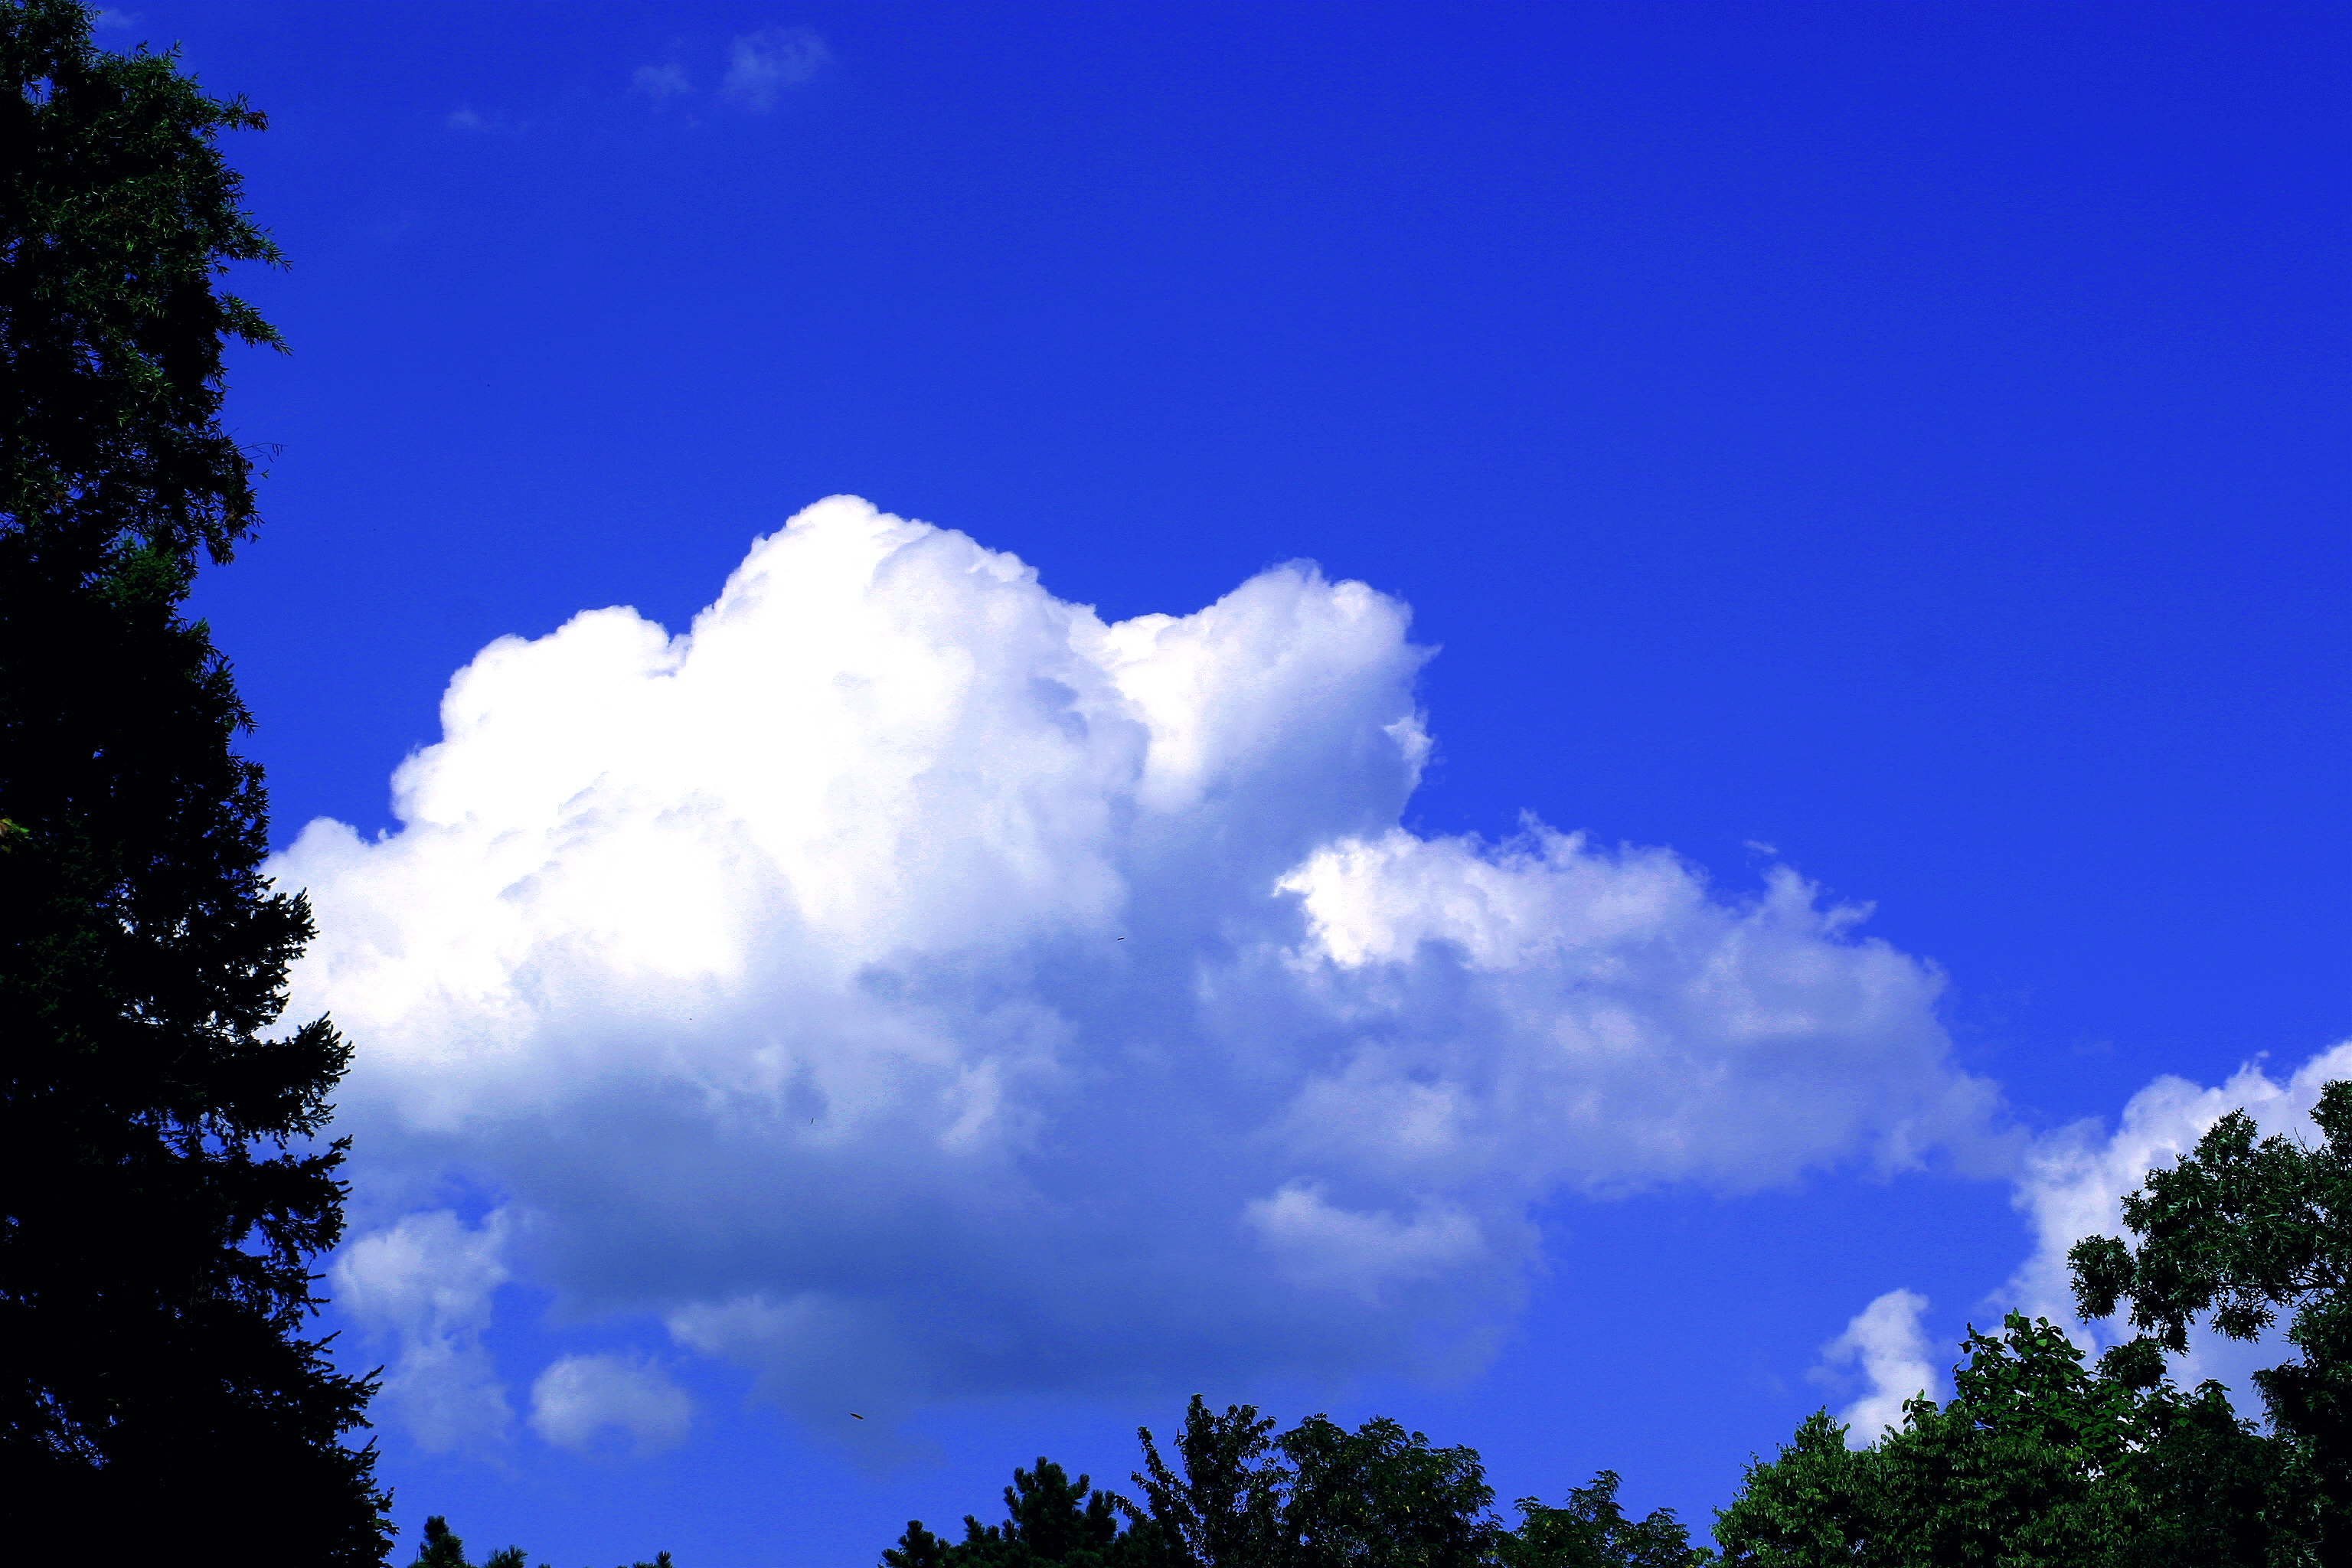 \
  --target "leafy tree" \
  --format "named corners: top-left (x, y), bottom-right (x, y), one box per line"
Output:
top-left (1498, 1470), bottom-right (1710, 1568)
top-left (1867, 1315), bottom-right (2140, 1565)
top-left (1709, 1410), bottom-right (1877, 1568)
top-left (0, 0), bottom-right (387, 1559)
top-left (1125, 1396), bottom-right (1290, 1568)
top-left (1713, 1314), bottom-right (2305, 1567)
top-left (2115, 1378), bottom-right (2296, 1568)
top-left (899, 1402), bottom-right (1699, 1568)
top-left (1279, 1413), bottom-right (1498, 1568)
top-left (2070, 1081), bottom-right (2351, 1551)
